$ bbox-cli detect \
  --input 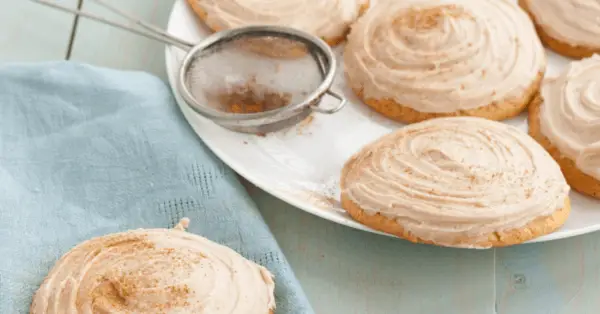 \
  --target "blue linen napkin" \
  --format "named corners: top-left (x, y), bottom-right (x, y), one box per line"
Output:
top-left (0, 62), bottom-right (314, 314)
